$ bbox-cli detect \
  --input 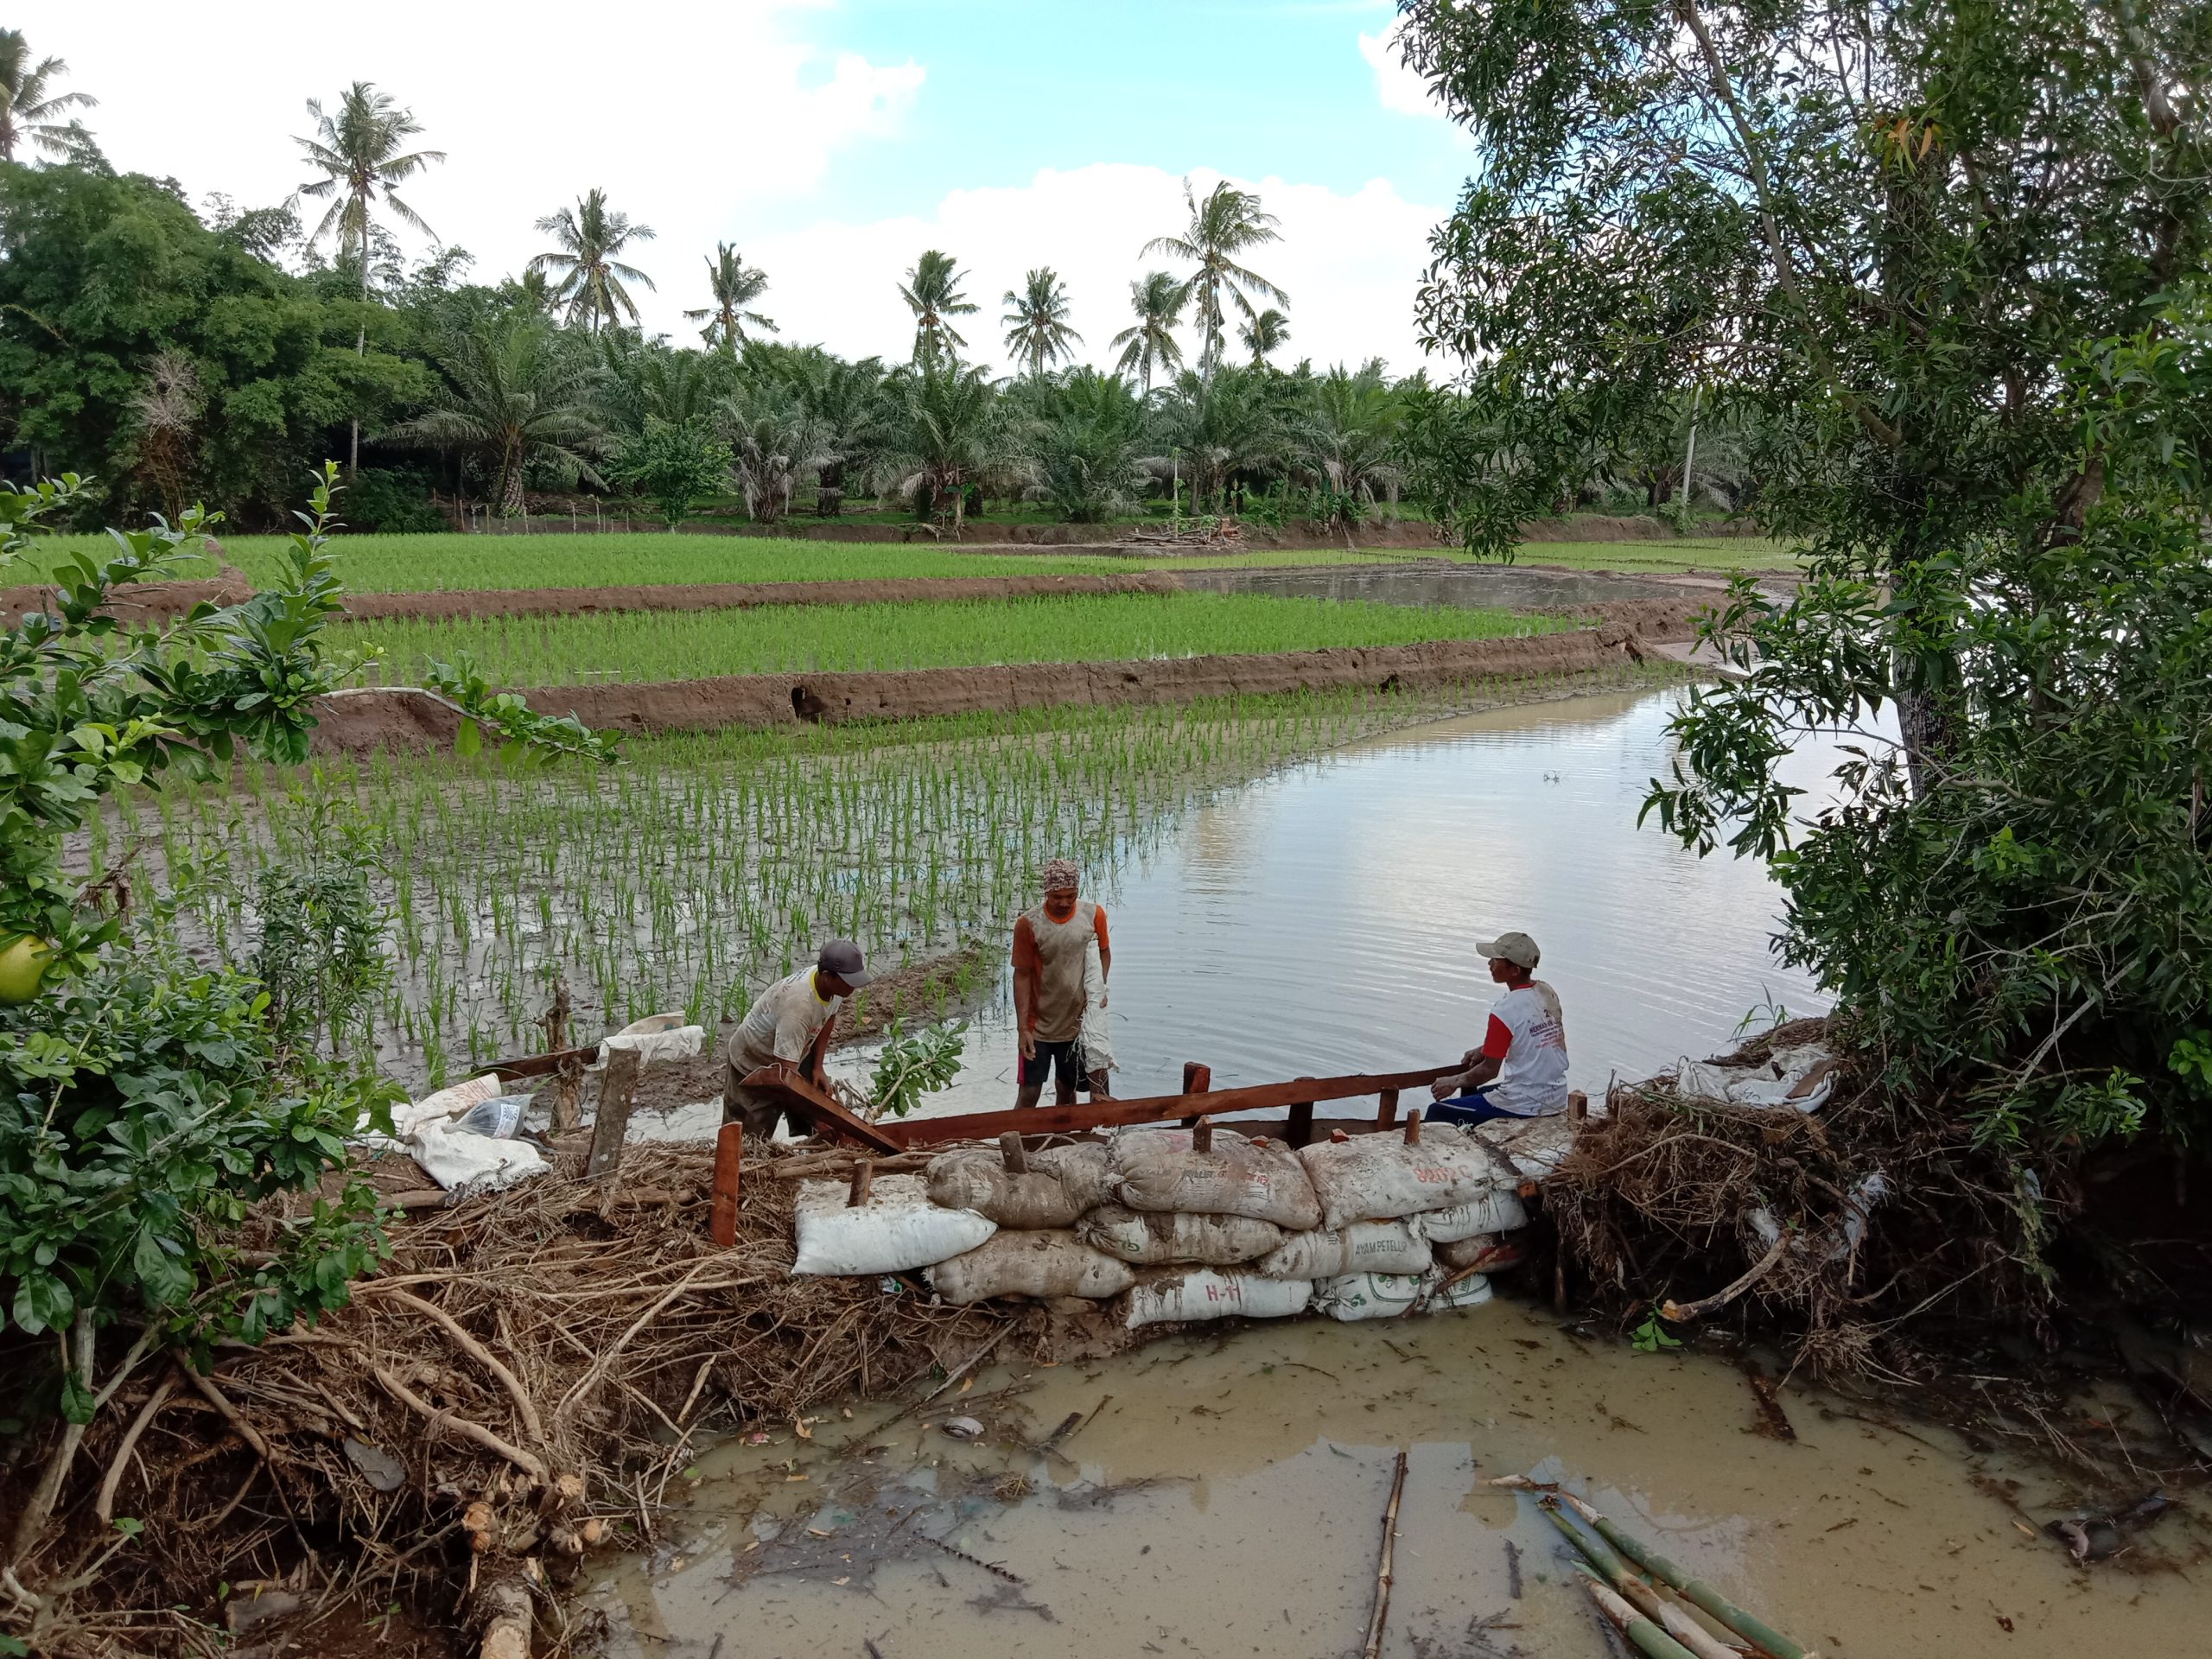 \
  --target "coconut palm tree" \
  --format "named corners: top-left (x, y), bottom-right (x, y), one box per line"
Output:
top-left (890, 359), bottom-right (1023, 534)
top-left (386, 318), bottom-right (609, 517)
top-left (0, 30), bottom-right (97, 162)
top-left (715, 386), bottom-right (827, 525)
top-left (1142, 179), bottom-right (1287, 378)
top-left (687, 245), bottom-right (777, 351)
top-left (1292, 363), bottom-right (1404, 534)
top-left (899, 250), bottom-right (977, 365)
top-left (531, 189), bottom-right (657, 332)
top-left (1241, 308), bottom-right (1290, 366)
top-left (1109, 272), bottom-right (1189, 394)
top-left (1001, 267), bottom-right (1084, 380)
top-left (295, 81), bottom-right (445, 473)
